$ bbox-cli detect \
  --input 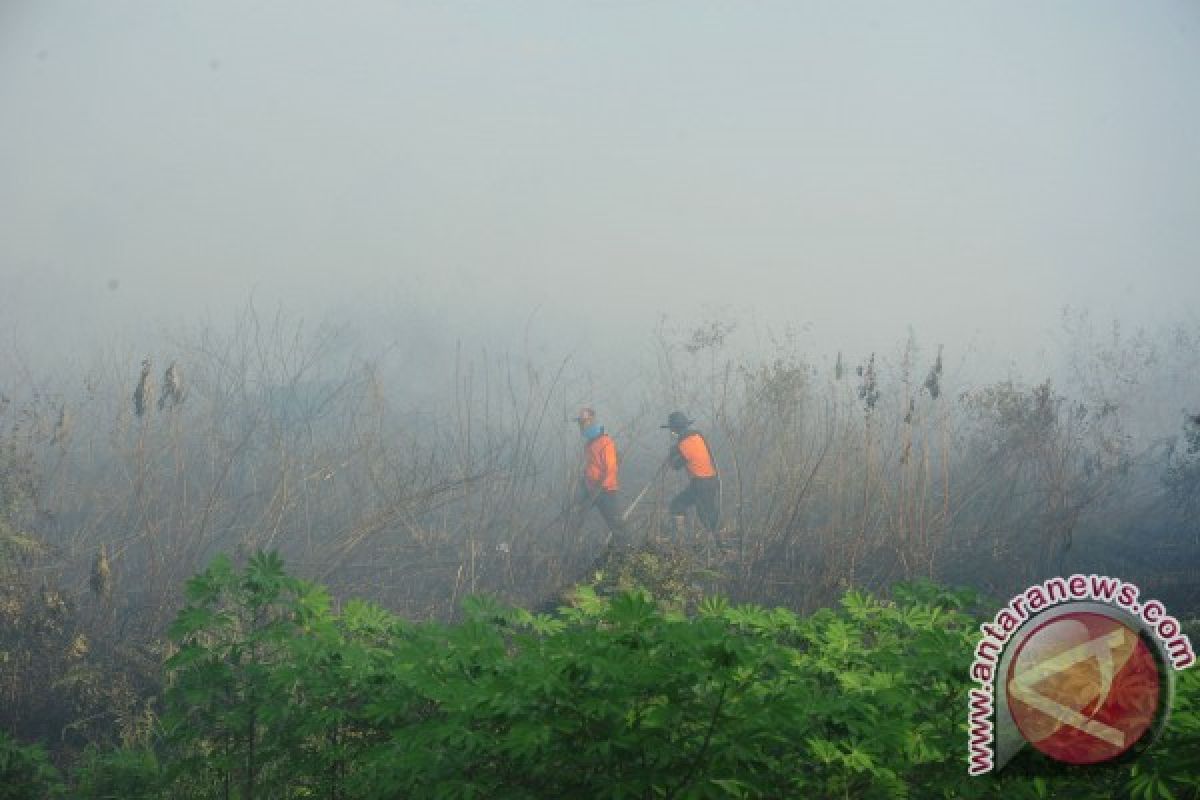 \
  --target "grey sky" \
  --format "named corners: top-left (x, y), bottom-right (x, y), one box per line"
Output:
top-left (2, 2), bottom-right (1198, 367)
